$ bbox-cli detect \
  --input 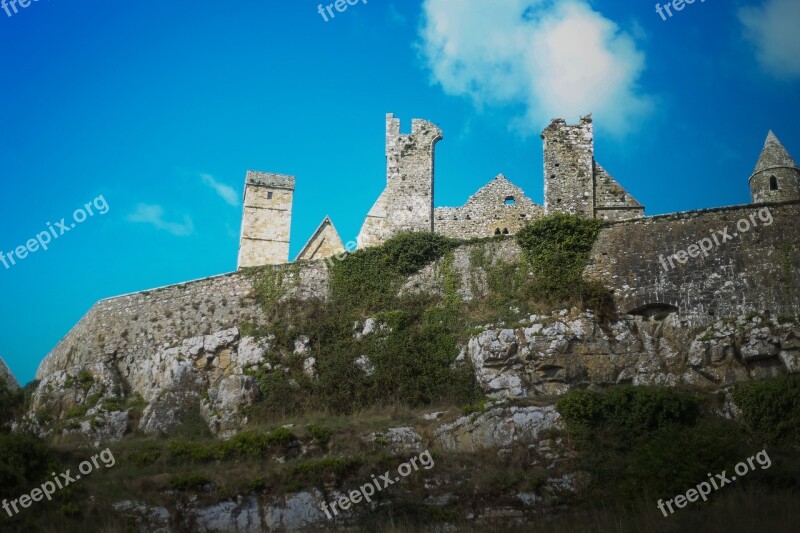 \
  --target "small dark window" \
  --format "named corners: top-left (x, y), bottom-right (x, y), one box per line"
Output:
top-left (502, 228), bottom-right (509, 235)
top-left (770, 175), bottom-right (778, 190)
top-left (267, 192), bottom-right (273, 200)
top-left (494, 228), bottom-right (501, 235)
top-left (504, 196), bottom-right (516, 205)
